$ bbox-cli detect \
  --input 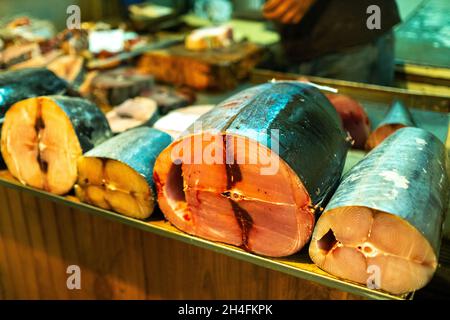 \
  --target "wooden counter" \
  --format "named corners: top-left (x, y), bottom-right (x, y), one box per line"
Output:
top-left (0, 178), bottom-right (361, 300)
